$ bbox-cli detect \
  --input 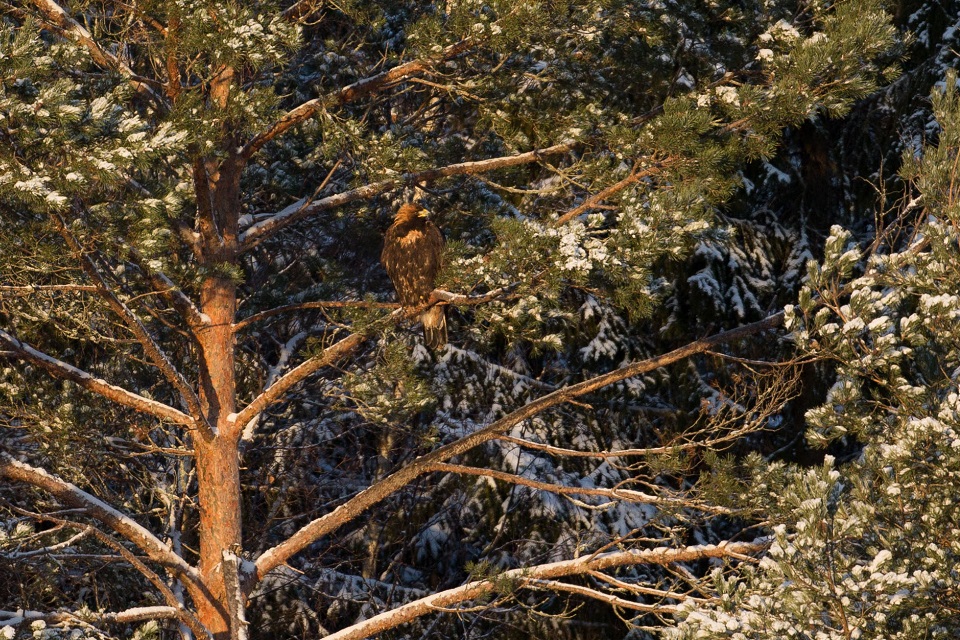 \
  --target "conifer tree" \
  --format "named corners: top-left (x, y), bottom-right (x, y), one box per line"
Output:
top-left (0, 1), bottom-right (901, 638)
top-left (672, 69), bottom-right (960, 640)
